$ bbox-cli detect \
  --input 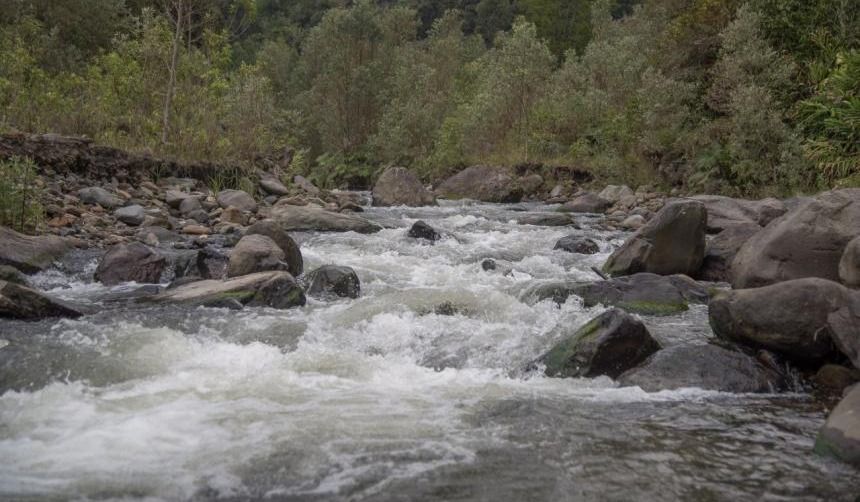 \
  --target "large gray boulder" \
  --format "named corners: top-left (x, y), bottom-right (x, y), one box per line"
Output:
top-left (539, 309), bottom-right (661, 379)
top-left (603, 200), bottom-right (707, 277)
top-left (557, 192), bottom-right (611, 214)
top-left (270, 204), bottom-right (382, 233)
top-left (372, 167), bottom-right (436, 207)
top-left (0, 227), bottom-right (71, 273)
top-left (227, 235), bottom-right (287, 278)
top-left (435, 165), bottom-right (522, 203)
top-left (78, 187), bottom-right (123, 209)
top-left (618, 344), bottom-right (785, 393)
top-left (839, 235), bottom-right (860, 288)
top-left (216, 189), bottom-right (257, 213)
top-left (304, 265), bottom-right (360, 299)
top-left (598, 185), bottom-right (634, 204)
top-left (94, 242), bottom-right (166, 286)
top-left (114, 204), bottom-right (145, 226)
top-left (815, 384), bottom-right (860, 468)
top-left (709, 278), bottom-right (860, 366)
top-left (689, 195), bottom-right (786, 233)
top-left (731, 189), bottom-right (860, 288)
top-left (245, 220), bottom-right (303, 276)
top-left (151, 271), bottom-right (305, 309)
top-left (0, 280), bottom-right (82, 319)
top-left (698, 222), bottom-right (761, 282)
